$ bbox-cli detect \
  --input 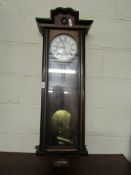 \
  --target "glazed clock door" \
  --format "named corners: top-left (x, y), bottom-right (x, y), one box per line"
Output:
top-left (47, 30), bottom-right (80, 150)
